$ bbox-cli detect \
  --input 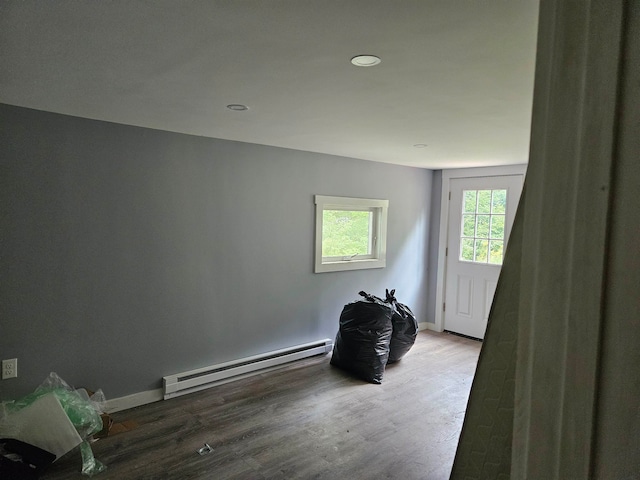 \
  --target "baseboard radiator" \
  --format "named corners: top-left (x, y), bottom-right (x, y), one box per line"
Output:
top-left (162, 339), bottom-right (333, 400)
